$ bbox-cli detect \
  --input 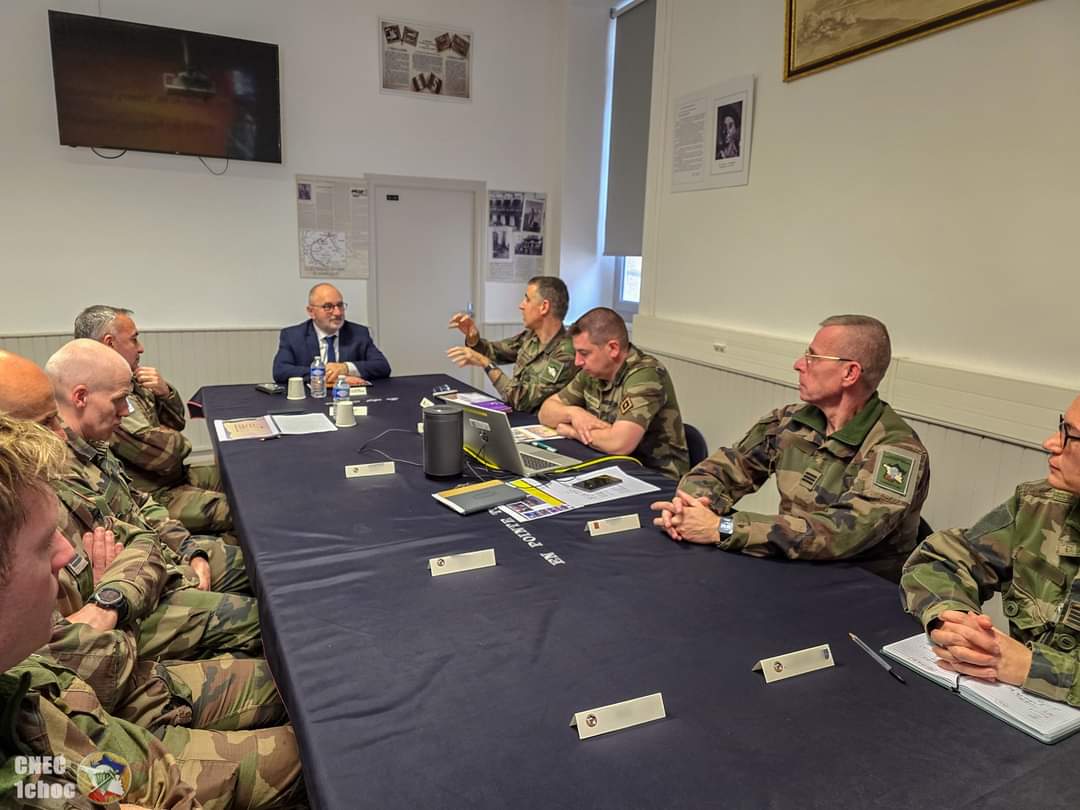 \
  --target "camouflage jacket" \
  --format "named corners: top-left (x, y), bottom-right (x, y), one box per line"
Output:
top-left (901, 480), bottom-right (1080, 707)
top-left (110, 382), bottom-right (190, 493)
top-left (473, 326), bottom-right (576, 412)
top-left (0, 650), bottom-right (200, 809)
top-left (57, 426), bottom-right (211, 587)
top-left (557, 345), bottom-right (689, 479)
top-left (680, 394), bottom-right (929, 577)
